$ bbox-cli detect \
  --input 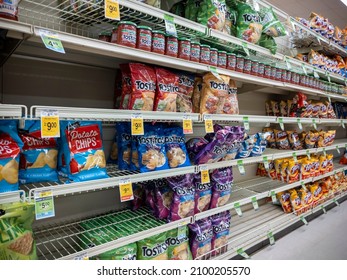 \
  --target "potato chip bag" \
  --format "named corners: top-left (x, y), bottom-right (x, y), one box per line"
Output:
top-left (277, 191), bottom-right (292, 213)
top-left (311, 156), bottom-right (320, 177)
top-left (166, 227), bottom-right (193, 260)
top-left (175, 71), bottom-right (195, 113)
top-left (137, 232), bottom-right (169, 260)
top-left (298, 187), bottom-right (313, 213)
top-left (197, 0), bottom-right (227, 31)
top-left (0, 202), bottom-right (37, 260)
top-left (279, 100), bottom-right (287, 117)
top-left (325, 101), bottom-right (337, 119)
top-left (256, 162), bottom-right (266, 177)
top-left (259, 33), bottom-right (277, 54)
top-left (263, 128), bottom-right (276, 149)
top-left (188, 218), bottom-right (213, 260)
top-left (274, 129), bottom-right (290, 150)
top-left (288, 189), bottom-right (303, 215)
top-left (270, 101), bottom-right (280, 116)
top-left (274, 159), bottom-right (283, 181)
top-left (224, 5), bottom-right (237, 35)
top-left (300, 158), bottom-right (312, 180)
top-left (308, 183), bottom-right (323, 206)
top-left (340, 149), bottom-right (347, 165)
top-left (260, 7), bottom-right (286, 37)
top-left (287, 160), bottom-right (300, 183)
top-left (319, 154), bottom-right (328, 175)
top-left (268, 160), bottom-right (277, 180)
top-left (0, 120), bottom-right (23, 193)
top-left (326, 154), bottom-right (334, 172)
top-left (211, 211), bottom-right (231, 256)
top-left (281, 160), bottom-right (289, 182)
top-left (152, 179), bottom-right (173, 220)
top-left (287, 131), bottom-right (303, 150)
